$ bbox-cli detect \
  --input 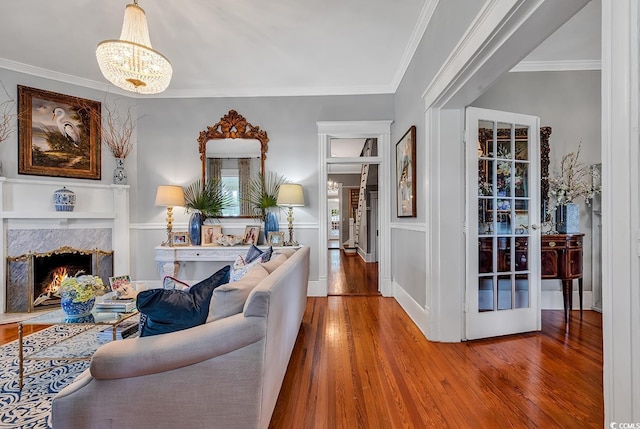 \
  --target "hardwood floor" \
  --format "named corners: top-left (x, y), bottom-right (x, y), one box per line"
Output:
top-left (1, 299), bottom-right (603, 427)
top-left (327, 248), bottom-right (379, 296)
top-left (270, 298), bottom-right (603, 428)
top-left (0, 323), bottom-right (48, 344)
